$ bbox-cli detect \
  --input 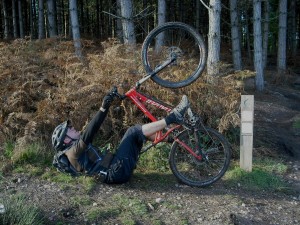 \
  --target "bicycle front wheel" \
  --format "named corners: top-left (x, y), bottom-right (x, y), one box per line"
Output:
top-left (169, 127), bottom-right (231, 187)
top-left (142, 22), bottom-right (207, 88)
